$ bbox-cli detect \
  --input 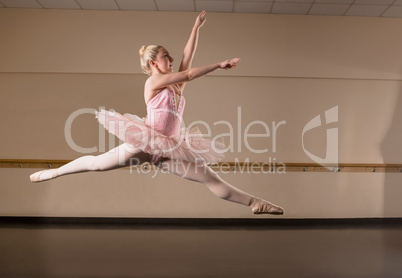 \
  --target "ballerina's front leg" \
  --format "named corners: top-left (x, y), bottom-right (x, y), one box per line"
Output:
top-left (156, 159), bottom-right (284, 215)
top-left (30, 143), bottom-right (151, 182)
